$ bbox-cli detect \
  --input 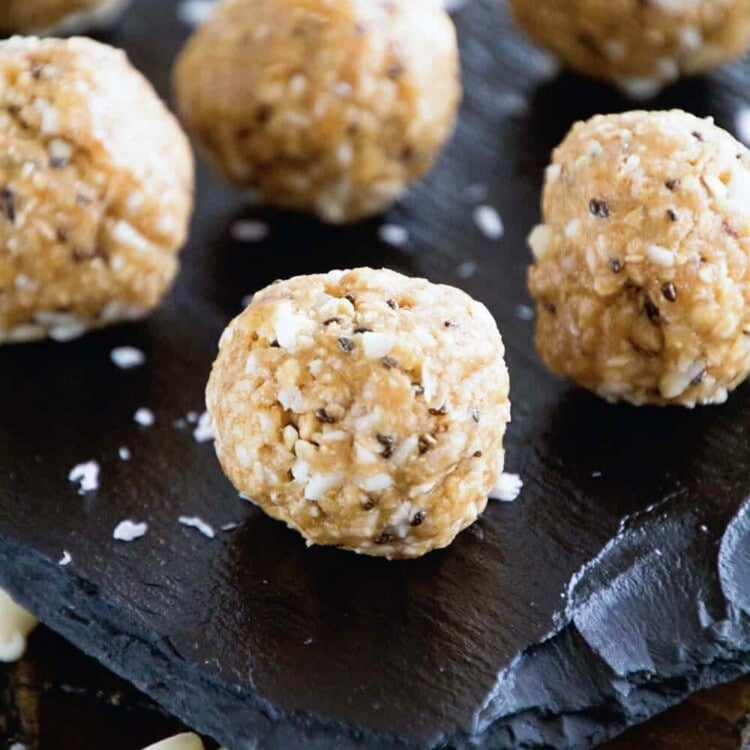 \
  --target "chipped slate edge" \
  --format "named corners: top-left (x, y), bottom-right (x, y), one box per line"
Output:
top-left (1, 497), bottom-right (749, 750)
